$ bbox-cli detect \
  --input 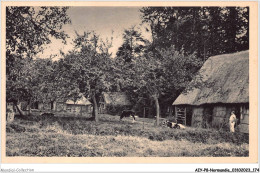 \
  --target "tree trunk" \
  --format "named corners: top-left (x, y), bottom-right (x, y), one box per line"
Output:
top-left (92, 93), bottom-right (99, 122)
top-left (153, 95), bottom-right (160, 126)
top-left (28, 98), bottom-right (32, 116)
top-left (14, 102), bottom-right (24, 116)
